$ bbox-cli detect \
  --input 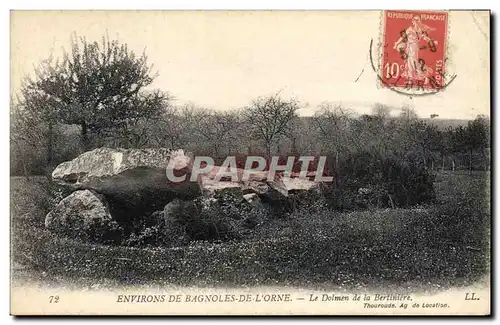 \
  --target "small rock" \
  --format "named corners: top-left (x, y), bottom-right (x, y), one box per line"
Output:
top-left (45, 190), bottom-right (122, 243)
top-left (164, 199), bottom-right (199, 225)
